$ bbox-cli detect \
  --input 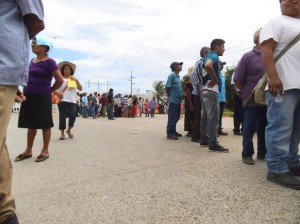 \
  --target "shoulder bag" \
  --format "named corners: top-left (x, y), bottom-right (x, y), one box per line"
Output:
top-left (245, 32), bottom-right (300, 106)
